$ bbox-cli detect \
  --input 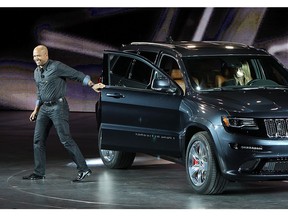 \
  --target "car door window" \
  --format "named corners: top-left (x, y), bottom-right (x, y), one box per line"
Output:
top-left (159, 55), bottom-right (187, 94)
top-left (107, 53), bottom-right (154, 89)
top-left (104, 51), bottom-right (183, 95)
top-left (126, 50), bottom-right (158, 63)
top-left (129, 59), bottom-right (153, 86)
top-left (109, 56), bottom-right (150, 89)
top-left (139, 51), bottom-right (158, 63)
